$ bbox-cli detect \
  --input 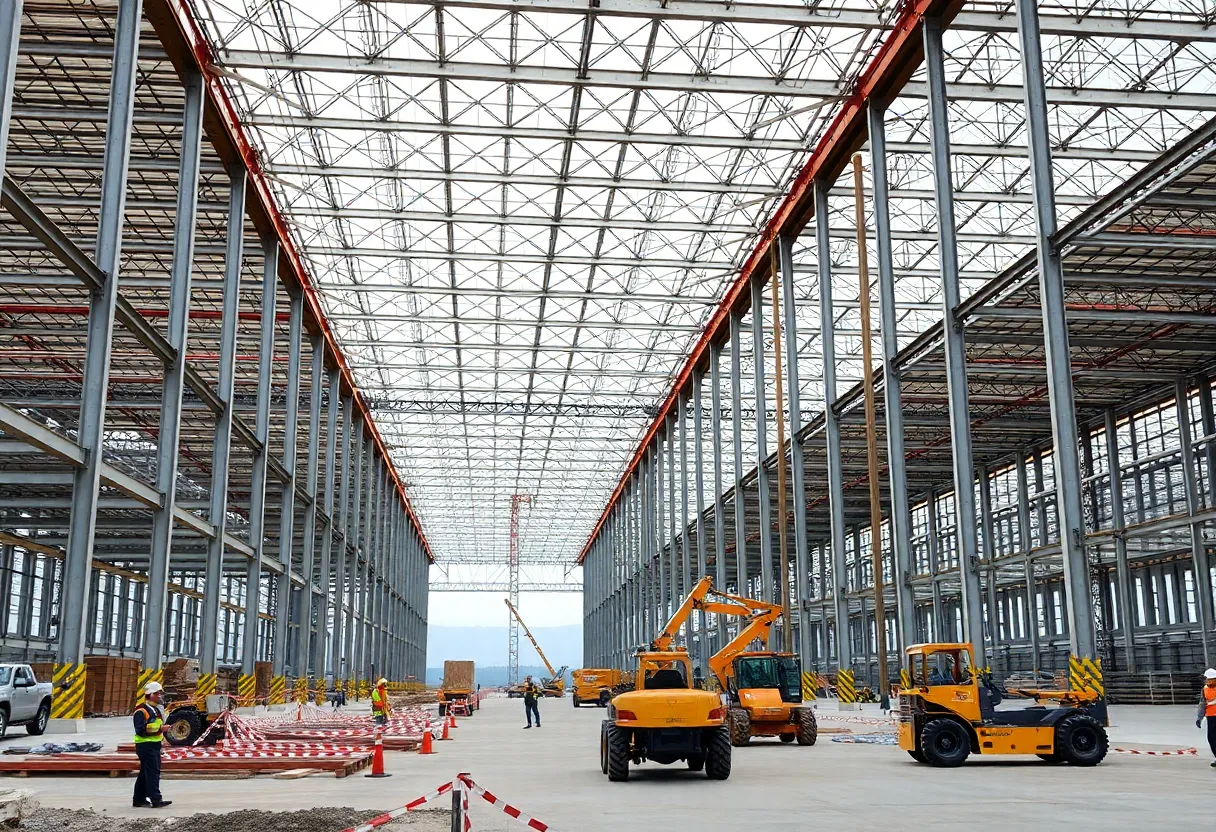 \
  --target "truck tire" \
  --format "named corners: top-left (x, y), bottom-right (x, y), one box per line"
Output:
top-left (605, 724), bottom-right (630, 781)
top-left (795, 707), bottom-right (818, 746)
top-left (164, 709), bottom-right (203, 747)
top-left (599, 721), bottom-right (610, 774)
top-left (1054, 712), bottom-right (1108, 766)
top-left (919, 718), bottom-right (970, 767)
top-left (0, 707), bottom-right (8, 739)
top-left (26, 701), bottom-right (49, 736)
top-left (728, 708), bottom-right (751, 747)
top-left (704, 726), bottom-right (732, 780)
